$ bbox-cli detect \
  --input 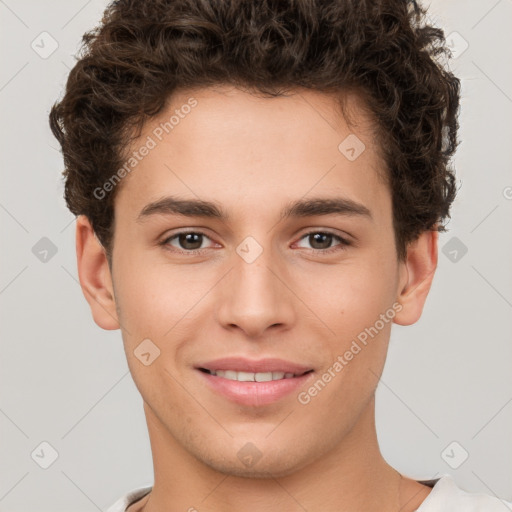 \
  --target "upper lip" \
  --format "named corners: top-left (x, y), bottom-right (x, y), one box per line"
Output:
top-left (196, 357), bottom-right (313, 375)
